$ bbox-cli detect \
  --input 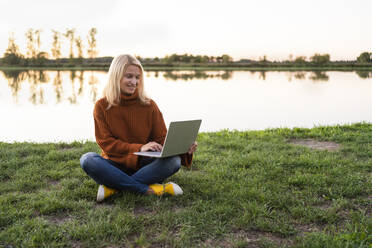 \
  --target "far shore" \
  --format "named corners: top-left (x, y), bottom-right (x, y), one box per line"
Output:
top-left (2, 65), bottom-right (372, 71)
